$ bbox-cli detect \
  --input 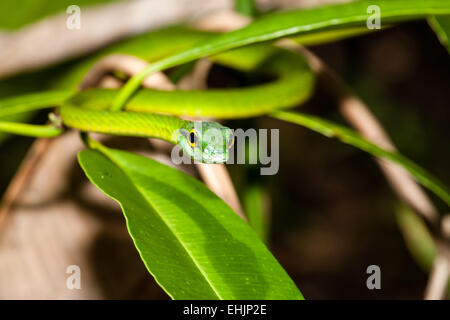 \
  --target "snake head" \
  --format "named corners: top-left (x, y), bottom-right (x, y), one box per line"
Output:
top-left (178, 121), bottom-right (234, 163)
